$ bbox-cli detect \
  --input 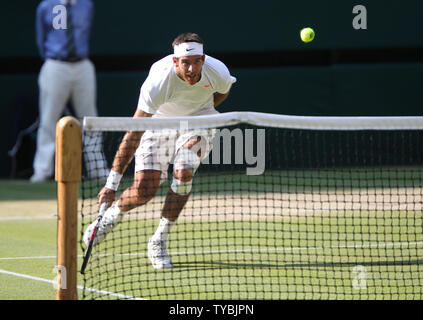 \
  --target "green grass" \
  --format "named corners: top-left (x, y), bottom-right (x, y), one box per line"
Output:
top-left (0, 219), bottom-right (58, 299)
top-left (1, 175), bottom-right (423, 300)
top-left (0, 179), bottom-right (59, 300)
top-left (81, 212), bottom-right (423, 300)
